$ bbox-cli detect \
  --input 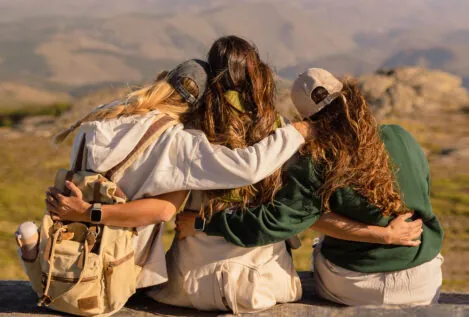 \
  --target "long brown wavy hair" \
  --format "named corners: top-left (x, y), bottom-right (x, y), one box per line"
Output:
top-left (195, 35), bottom-right (282, 219)
top-left (300, 78), bottom-right (407, 216)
